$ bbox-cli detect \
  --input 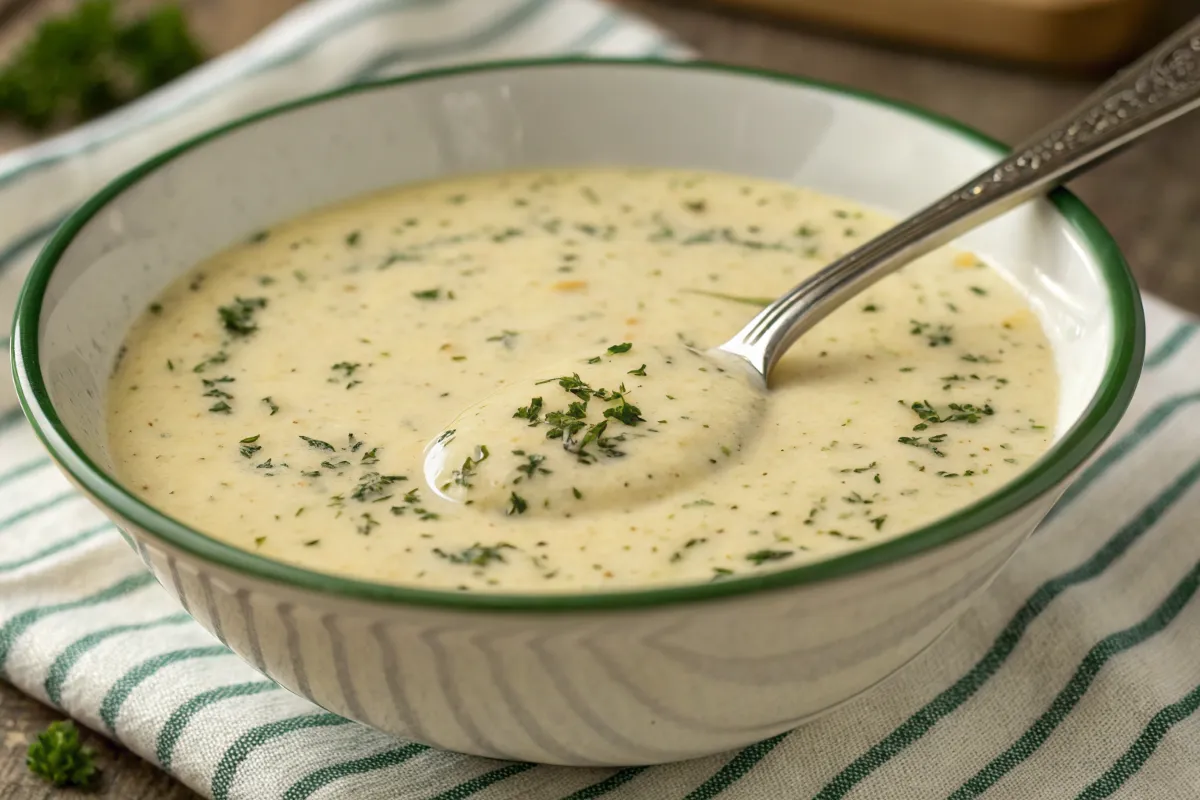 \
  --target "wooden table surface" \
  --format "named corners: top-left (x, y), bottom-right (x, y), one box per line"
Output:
top-left (2, 0), bottom-right (1199, 796)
